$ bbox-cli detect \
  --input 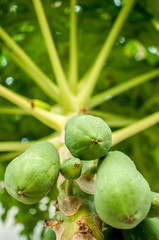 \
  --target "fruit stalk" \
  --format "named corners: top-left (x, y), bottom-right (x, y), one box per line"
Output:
top-left (65, 180), bottom-right (74, 196)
